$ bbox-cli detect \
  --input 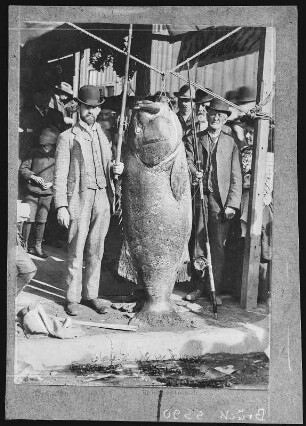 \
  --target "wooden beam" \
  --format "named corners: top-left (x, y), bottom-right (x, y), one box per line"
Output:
top-left (240, 27), bottom-right (275, 310)
top-left (72, 51), bottom-right (80, 124)
top-left (73, 51), bottom-right (80, 97)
